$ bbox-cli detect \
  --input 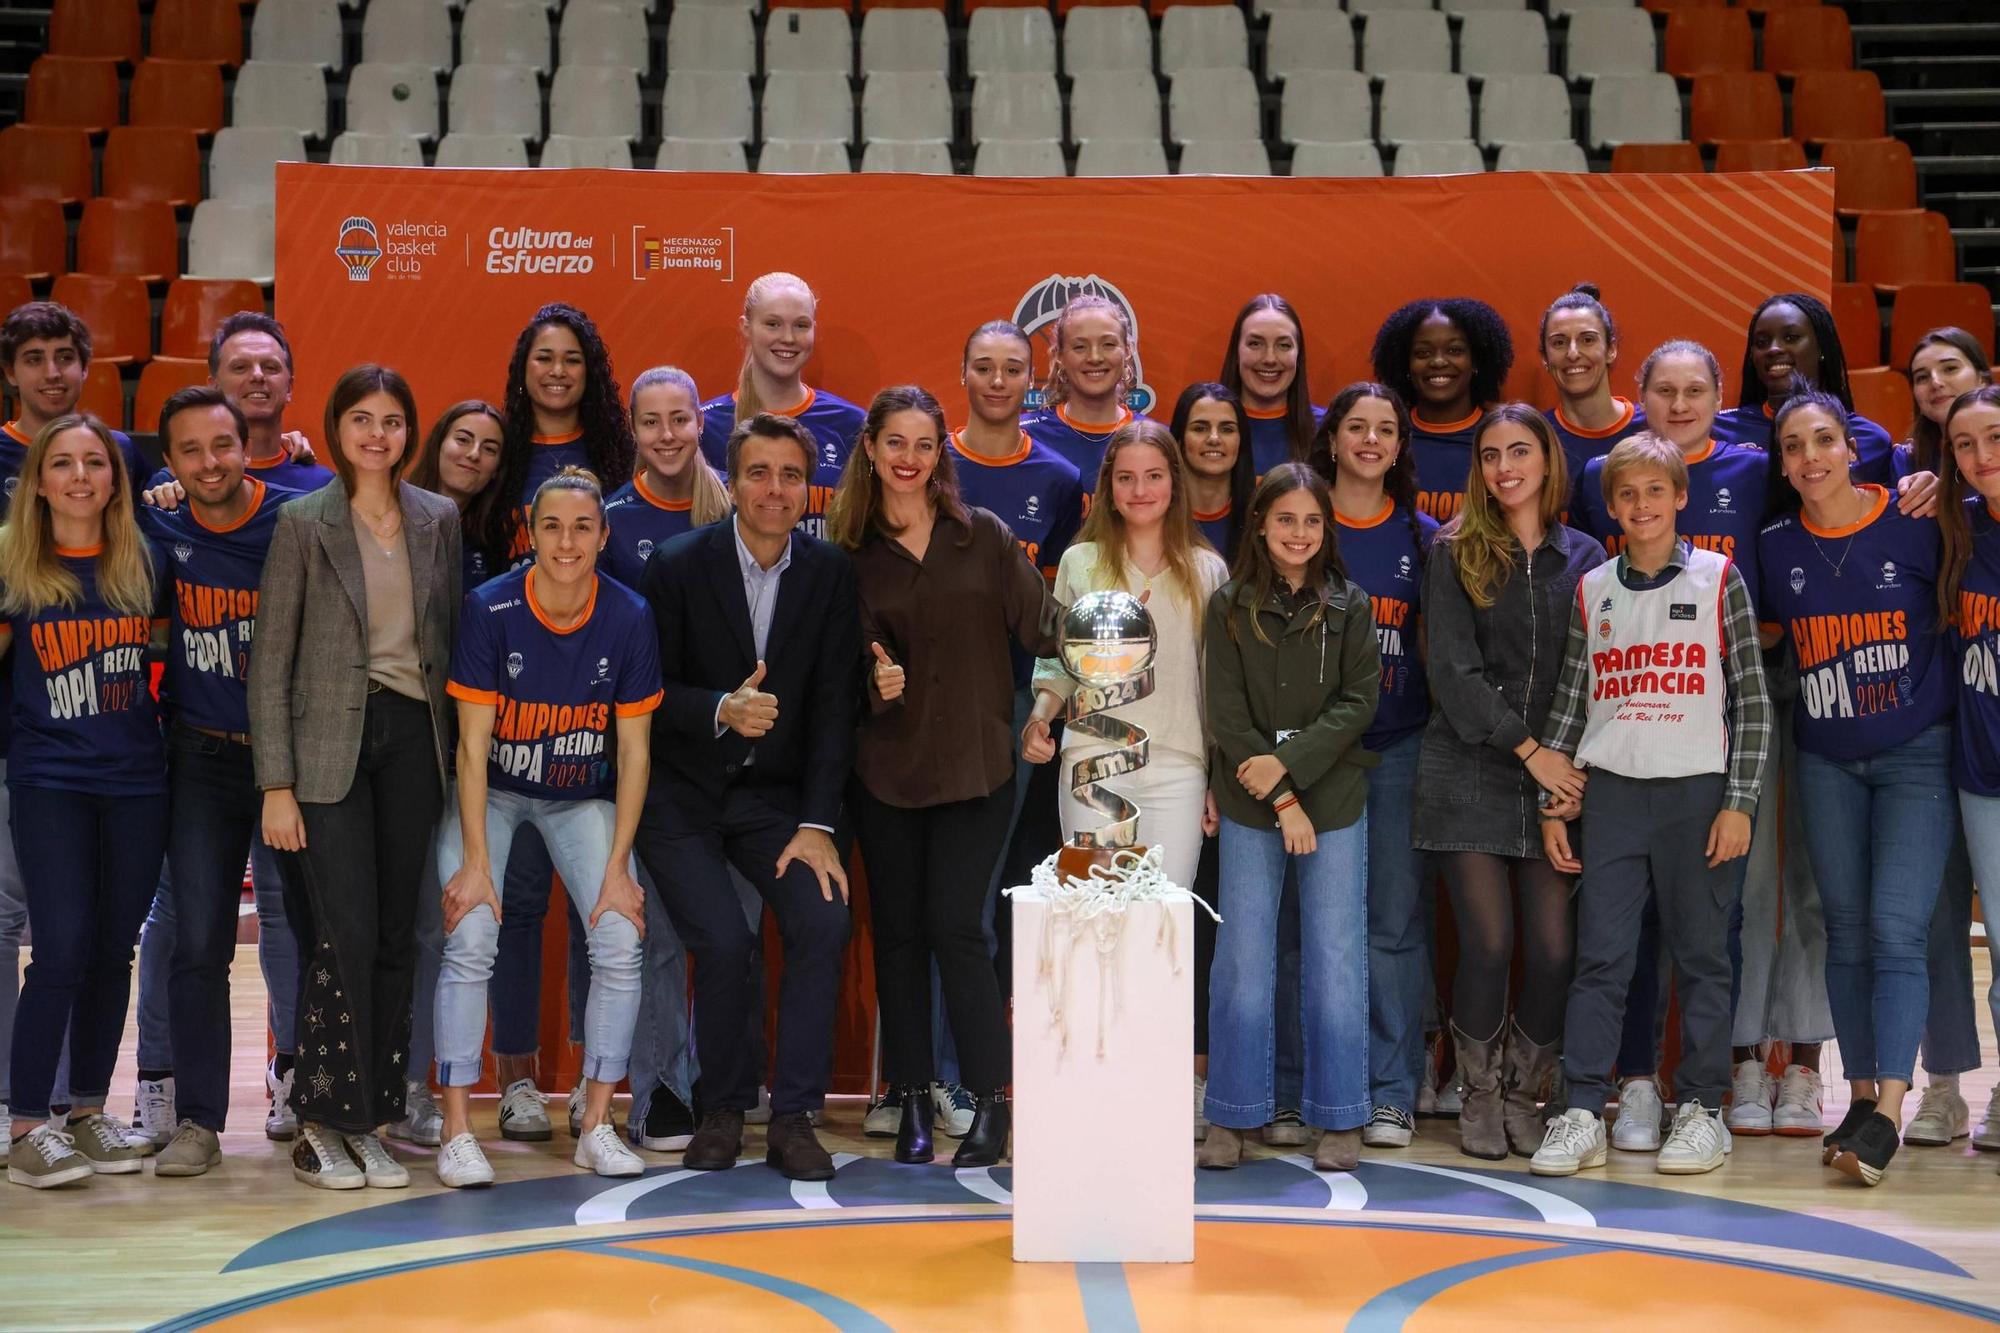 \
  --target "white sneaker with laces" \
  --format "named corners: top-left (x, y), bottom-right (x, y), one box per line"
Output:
top-left (389, 1080), bottom-right (443, 1148)
top-left (1725, 1059), bottom-right (1773, 1135)
top-left (932, 1082), bottom-right (976, 1138)
top-left (1904, 1084), bottom-right (1970, 1146)
top-left (292, 1124), bottom-right (365, 1190)
top-left (568, 1082), bottom-right (586, 1137)
top-left (265, 1063), bottom-right (298, 1141)
top-left (435, 1132), bottom-right (495, 1188)
top-left (498, 1079), bottom-right (553, 1142)
top-left (1612, 1078), bottom-right (1664, 1152)
top-left (1657, 1099), bottom-right (1730, 1174)
top-left (575, 1122), bottom-right (645, 1178)
top-left (133, 1077), bottom-right (176, 1147)
top-left (1771, 1064), bottom-right (1824, 1136)
top-left (1529, 1108), bottom-right (1607, 1177)
top-left (1976, 1084), bottom-right (2000, 1151)
top-left (341, 1132), bottom-right (411, 1188)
